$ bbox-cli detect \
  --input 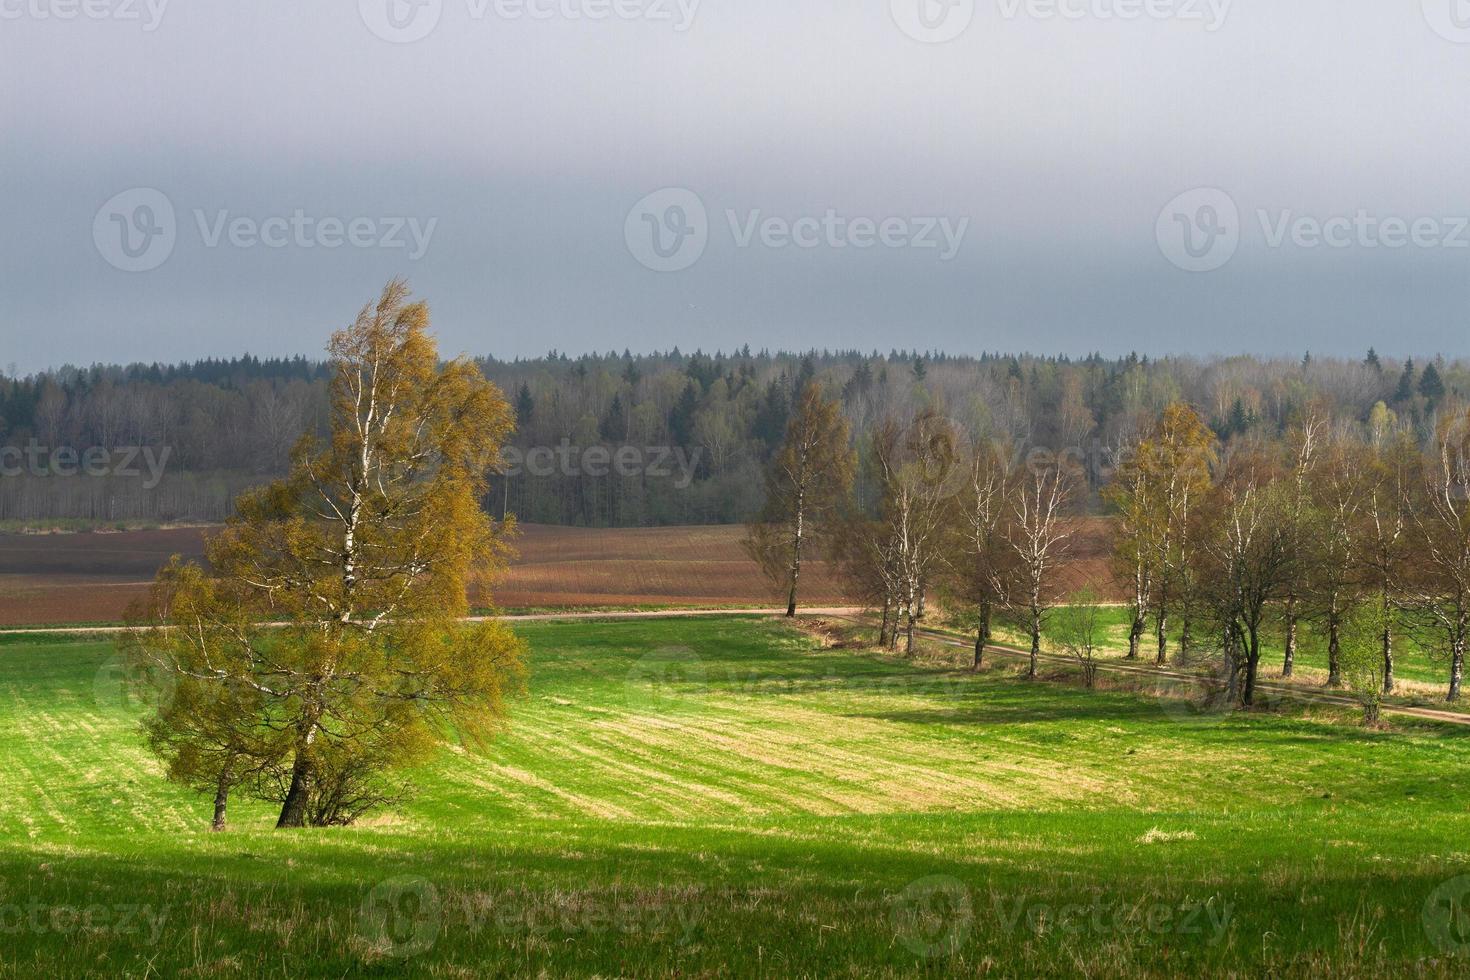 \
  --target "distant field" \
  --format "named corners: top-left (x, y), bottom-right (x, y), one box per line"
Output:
top-left (0, 524), bottom-right (854, 625)
top-left (2, 616), bottom-right (1468, 977)
top-left (0, 520), bottom-right (1118, 626)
